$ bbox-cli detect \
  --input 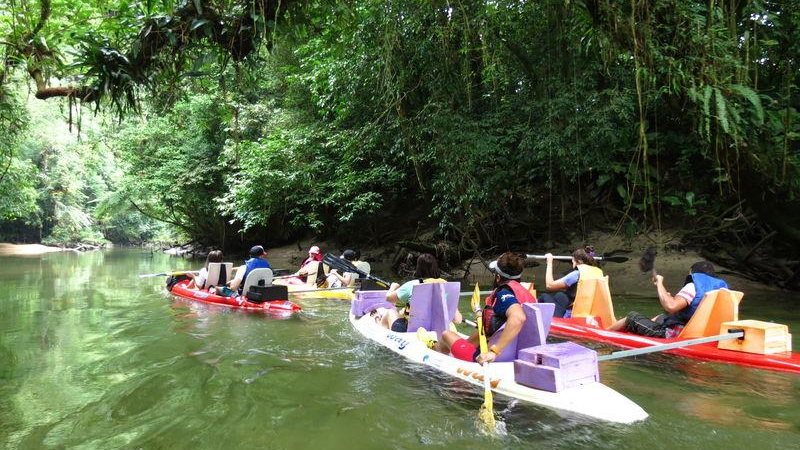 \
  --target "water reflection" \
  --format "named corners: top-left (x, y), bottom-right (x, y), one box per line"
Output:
top-left (1, 249), bottom-right (799, 449)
